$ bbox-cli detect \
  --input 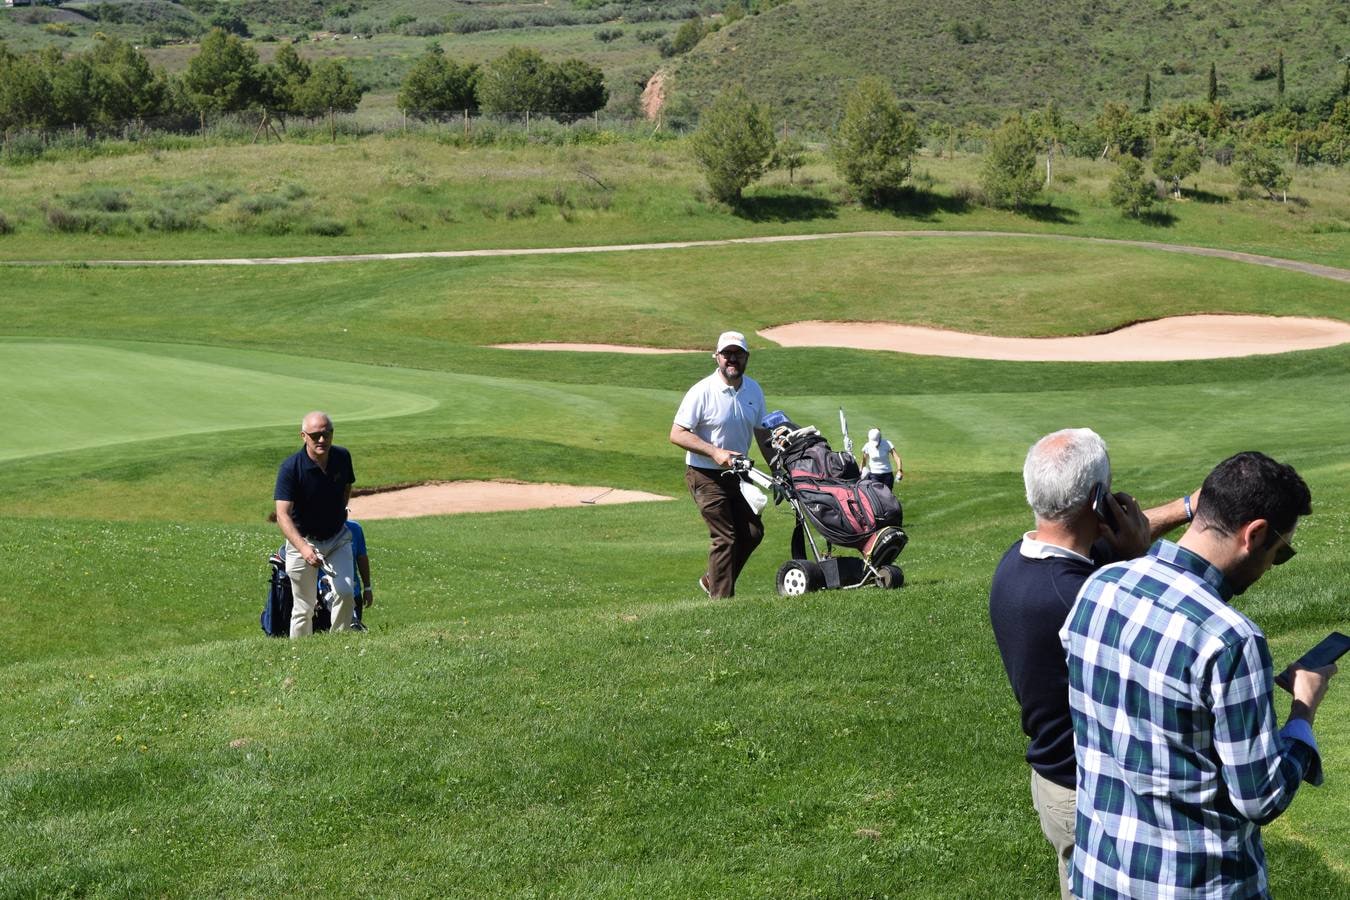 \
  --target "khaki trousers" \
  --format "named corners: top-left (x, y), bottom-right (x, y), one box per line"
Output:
top-left (286, 527), bottom-right (355, 638)
top-left (1030, 768), bottom-right (1075, 900)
